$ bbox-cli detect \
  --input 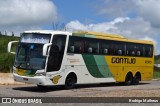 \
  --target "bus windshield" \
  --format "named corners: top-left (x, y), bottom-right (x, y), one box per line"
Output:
top-left (14, 43), bottom-right (46, 70)
top-left (14, 43), bottom-right (45, 70)
top-left (14, 33), bottom-right (51, 70)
